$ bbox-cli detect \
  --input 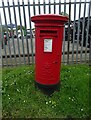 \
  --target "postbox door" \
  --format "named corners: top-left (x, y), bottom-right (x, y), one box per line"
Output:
top-left (35, 28), bottom-right (63, 85)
